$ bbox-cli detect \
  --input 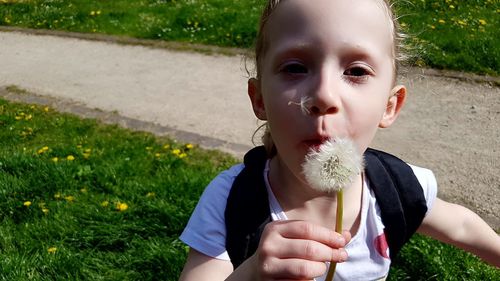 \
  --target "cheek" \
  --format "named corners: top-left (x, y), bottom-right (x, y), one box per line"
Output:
top-left (345, 92), bottom-right (390, 147)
